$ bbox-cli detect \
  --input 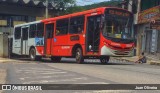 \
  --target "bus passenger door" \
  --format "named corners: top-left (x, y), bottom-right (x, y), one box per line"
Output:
top-left (21, 27), bottom-right (29, 55)
top-left (86, 15), bottom-right (101, 53)
top-left (44, 23), bottom-right (54, 55)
